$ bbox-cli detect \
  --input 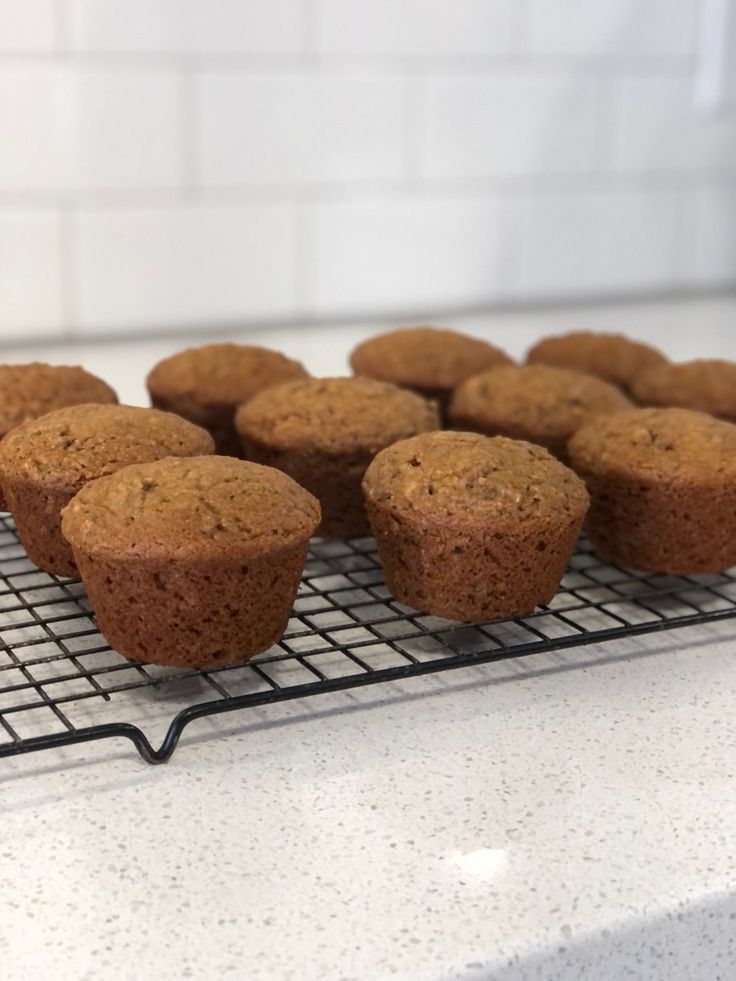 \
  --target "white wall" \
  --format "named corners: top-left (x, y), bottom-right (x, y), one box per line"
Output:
top-left (0, 0), bottom-right (734, 341)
